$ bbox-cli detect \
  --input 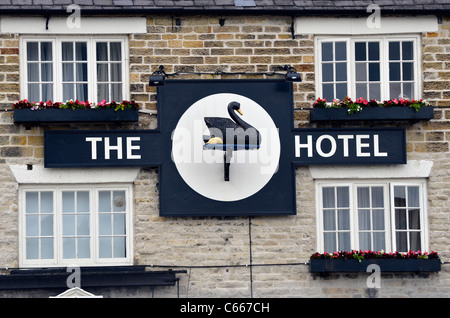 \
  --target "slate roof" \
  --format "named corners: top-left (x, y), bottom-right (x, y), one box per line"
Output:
top-left (0, 0), bottom-right (448, 13)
